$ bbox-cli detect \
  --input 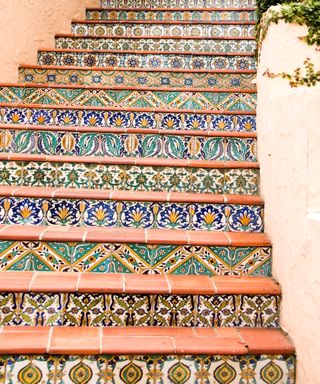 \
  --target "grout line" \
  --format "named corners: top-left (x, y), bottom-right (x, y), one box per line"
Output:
top-left (82, 231), bottom-right (87, 242)
top-left (75, 273), bottom-right (82, 292)
top-left (122, 274), bottom-right (126, 293)
top-left (225, 232), bottom-right (232, 246)
top-left (28, 272), bottom-right (37, 292)
top-left (165, 275), bottom-right (171, 294)
top-left (99, 327), bottom-right (103, 354)
top-left (47, 327), bottom-right (54, 354)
